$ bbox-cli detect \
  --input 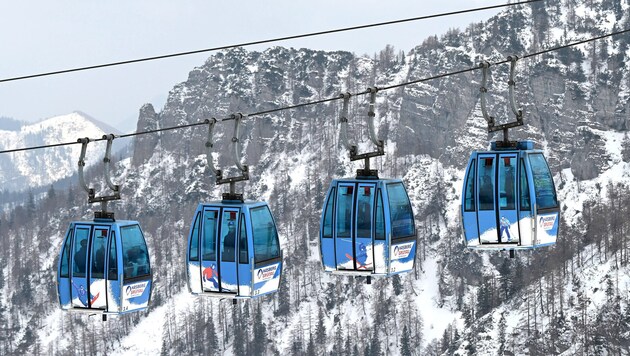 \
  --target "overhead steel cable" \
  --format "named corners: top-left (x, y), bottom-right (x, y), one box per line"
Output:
top-left (0, 0), bottom-right (542, 84)
top-left (1, 27), bottom-right (629, 155)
